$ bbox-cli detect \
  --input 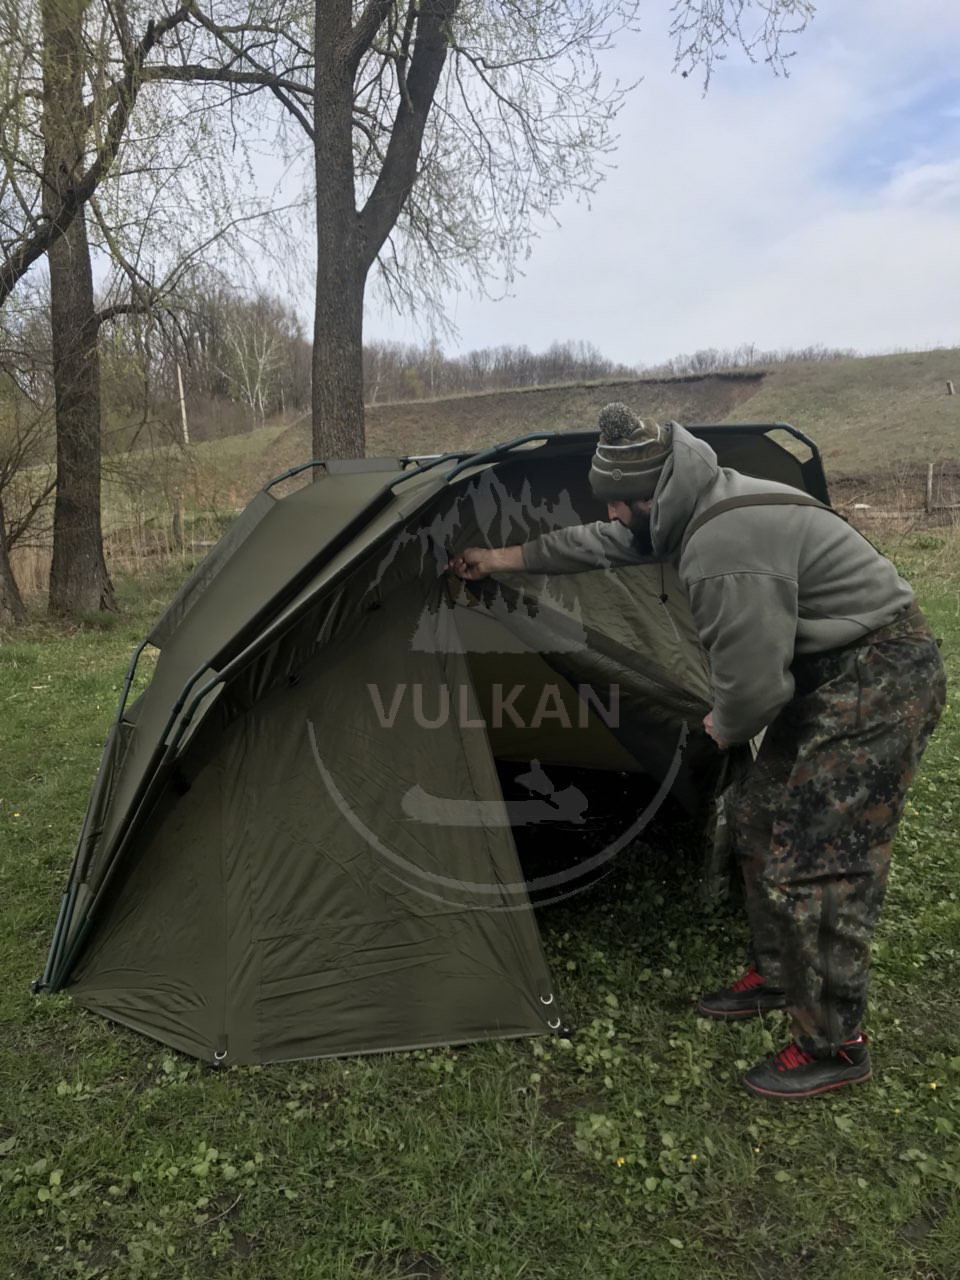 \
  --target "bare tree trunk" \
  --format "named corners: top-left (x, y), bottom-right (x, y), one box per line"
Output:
top-left (42, 0), bottom-right (115, 615)
top-left (0, 497), bottom-right (26, 627)
top-left (312, 0), bottom-right (366, 461)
